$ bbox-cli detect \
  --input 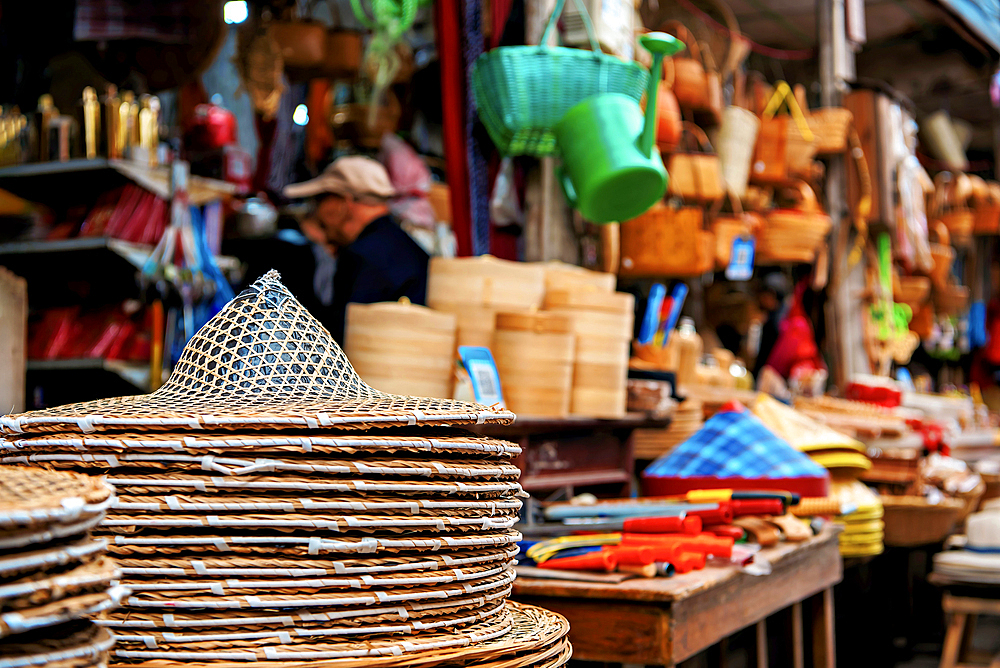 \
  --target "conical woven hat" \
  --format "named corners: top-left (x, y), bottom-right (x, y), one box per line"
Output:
top-left (1, 271), bottom-right (513, 436)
